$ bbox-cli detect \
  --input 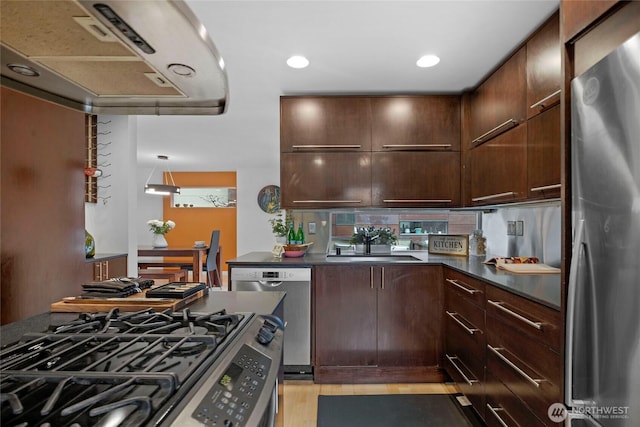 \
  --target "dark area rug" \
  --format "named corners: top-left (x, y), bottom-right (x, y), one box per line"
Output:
top-left (317, 394), bottom-right (482, 427)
